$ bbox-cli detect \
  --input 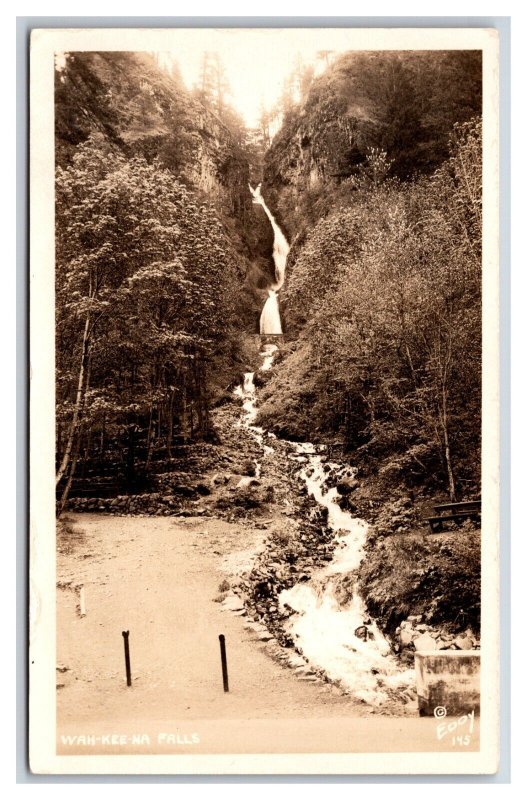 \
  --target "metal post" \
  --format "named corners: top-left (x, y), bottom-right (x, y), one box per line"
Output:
top-left (122, 630), bottom-right (132, 687)
top-left (218, 634), bottom-right (229, 692)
